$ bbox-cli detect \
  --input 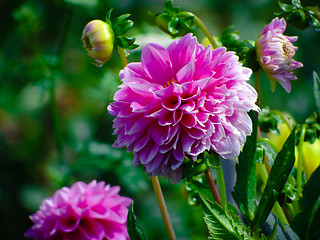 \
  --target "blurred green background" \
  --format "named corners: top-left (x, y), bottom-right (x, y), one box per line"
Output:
top-left (0, 0), bottom-right (319, 239)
